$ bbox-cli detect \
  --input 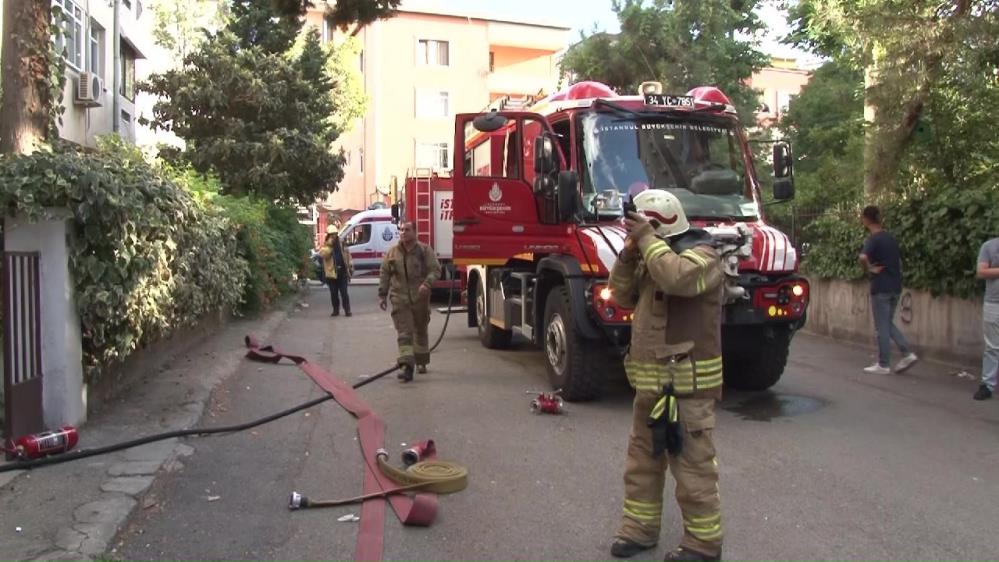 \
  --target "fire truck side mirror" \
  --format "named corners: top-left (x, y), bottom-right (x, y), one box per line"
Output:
top-left (473, 110), bottom-right (508, 132)
top-left (773, 142), bottom-right (793, 179)
top-left (534, 135), bottom-right (558, 176)
top-left (391, 203), bottom-right (401, 223)
top-left (557, 170), bottom-right (580, 221)
top-left (774, 177), bottom-right (795, 201)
